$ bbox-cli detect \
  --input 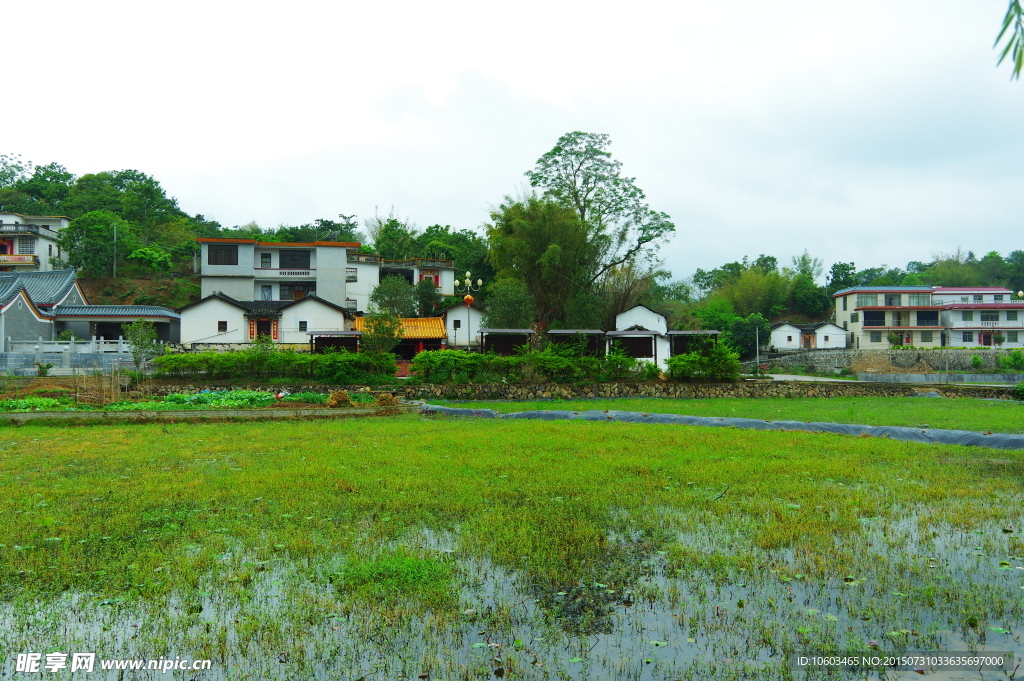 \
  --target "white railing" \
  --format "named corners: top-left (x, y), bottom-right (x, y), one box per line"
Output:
top-left (5, 337), bottom-right (163, 354)
top-left (254, 268), bottom-right (314, 278)
top-left (947, 320), bottom-right (1024, 328)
